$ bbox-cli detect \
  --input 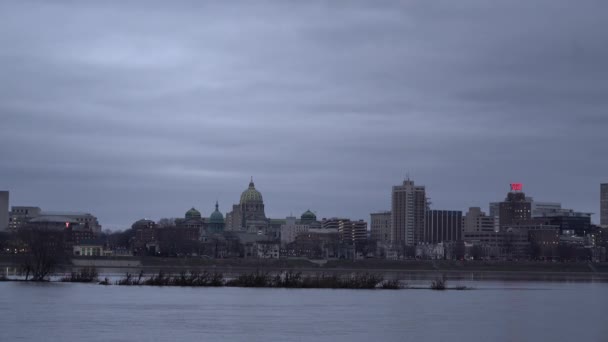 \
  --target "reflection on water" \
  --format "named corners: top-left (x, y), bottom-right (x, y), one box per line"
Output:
top-left (1, 281), bottom-right (607, 342)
